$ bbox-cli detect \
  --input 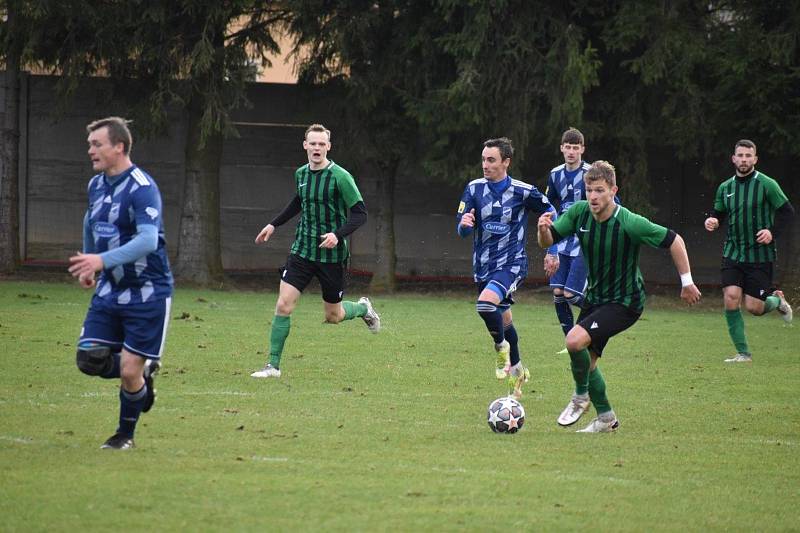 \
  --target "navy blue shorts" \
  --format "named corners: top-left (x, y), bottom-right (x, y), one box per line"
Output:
top-left (79, 295), bottom-right (172, 360)
top-left (477, 270), bottom-right (523, 310)
top-left (549, 253), bottom-right (587, 296)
